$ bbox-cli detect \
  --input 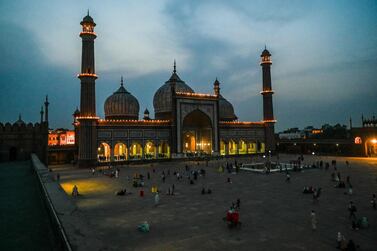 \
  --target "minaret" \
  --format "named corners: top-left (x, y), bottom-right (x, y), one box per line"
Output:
top-left (44, 95), bottom-right (49, 123)
top-left (40, 106), bottom-right (44, 124)
top-left (77, 12), bottom-right (98, 167)
top-left (260, 47), bottom-right (276, 152)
